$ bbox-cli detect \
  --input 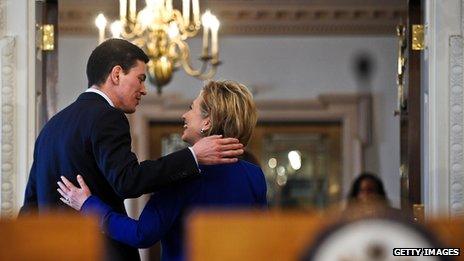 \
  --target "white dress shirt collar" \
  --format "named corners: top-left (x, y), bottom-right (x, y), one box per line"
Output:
top-left (85, 86), bottom-right (115, 107)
